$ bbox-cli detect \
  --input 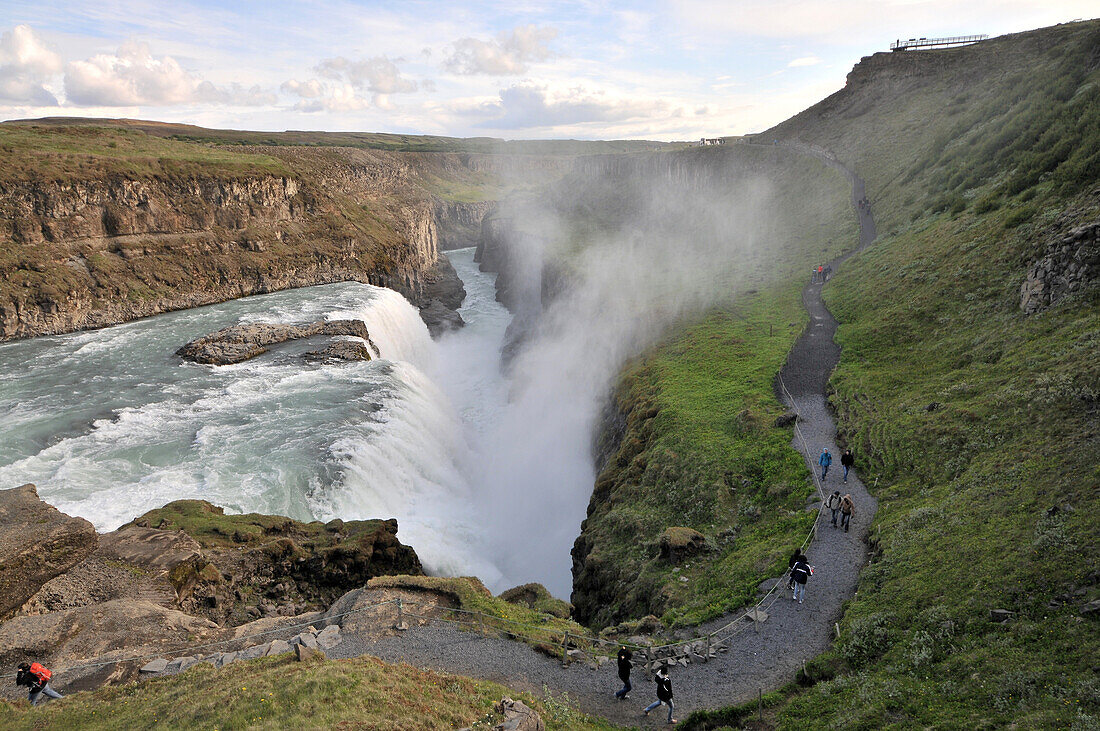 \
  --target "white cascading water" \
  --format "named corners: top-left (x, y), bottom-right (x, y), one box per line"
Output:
top-left (0, 272), bottom-right (505, 587)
